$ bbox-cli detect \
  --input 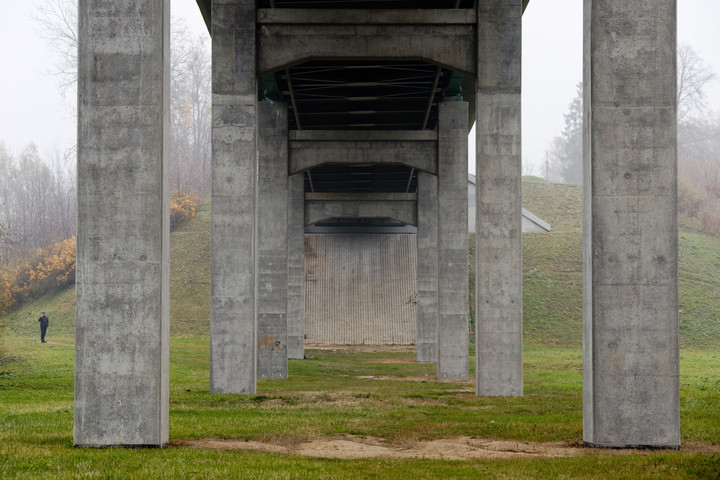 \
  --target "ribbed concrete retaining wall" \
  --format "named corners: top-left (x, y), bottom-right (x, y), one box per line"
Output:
top-left (305, 234), bottom-right (417, 345)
